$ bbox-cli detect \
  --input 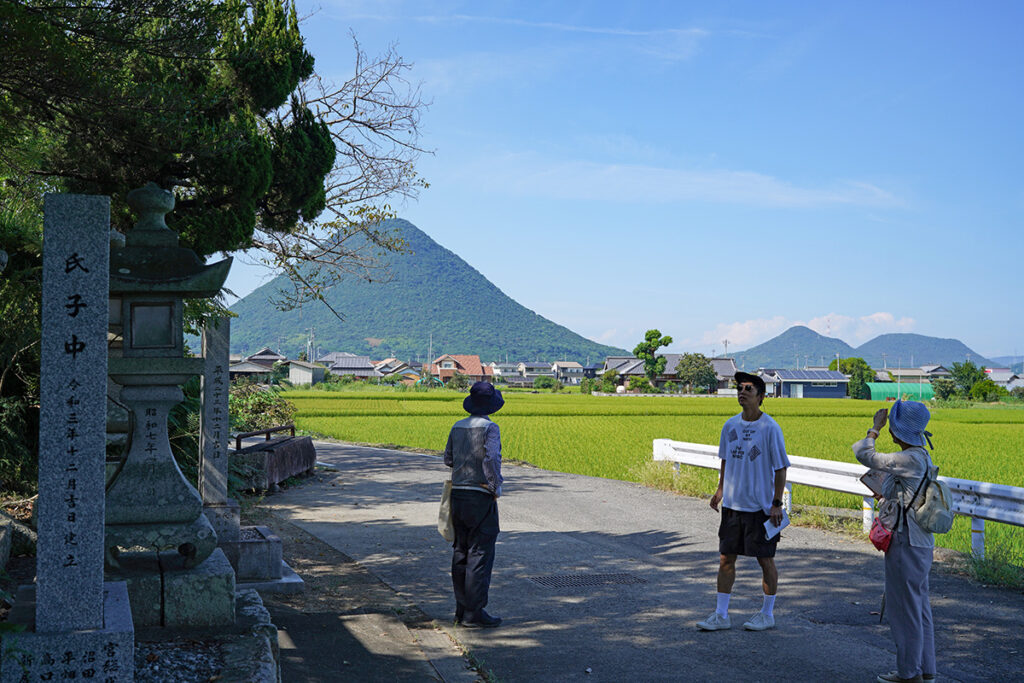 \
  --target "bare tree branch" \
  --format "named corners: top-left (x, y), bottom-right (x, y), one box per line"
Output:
top-left (252, 34), bottom-right (432, 314)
